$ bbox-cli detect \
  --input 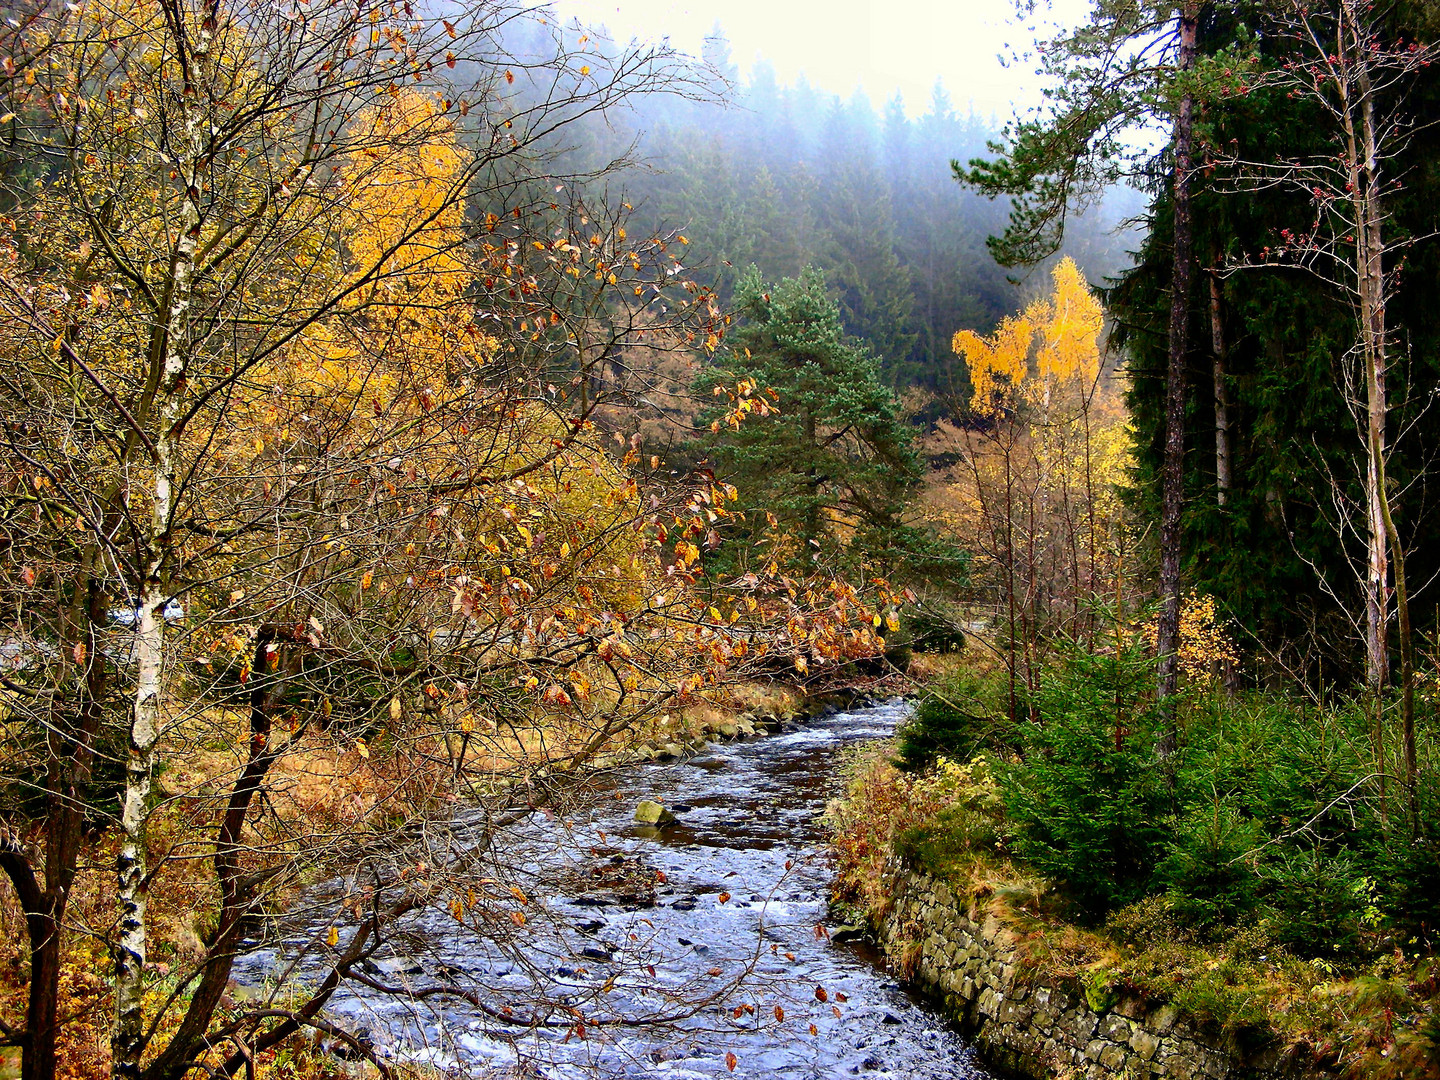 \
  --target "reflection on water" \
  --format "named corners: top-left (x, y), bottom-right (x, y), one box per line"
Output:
top-left (235, 700), bottom-right (989, 1079)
